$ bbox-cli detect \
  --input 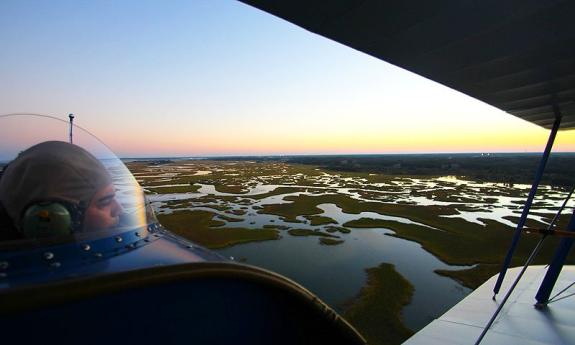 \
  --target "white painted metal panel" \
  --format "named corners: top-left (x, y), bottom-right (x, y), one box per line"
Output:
top-left (403, 266), bottom-right (575, 345)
